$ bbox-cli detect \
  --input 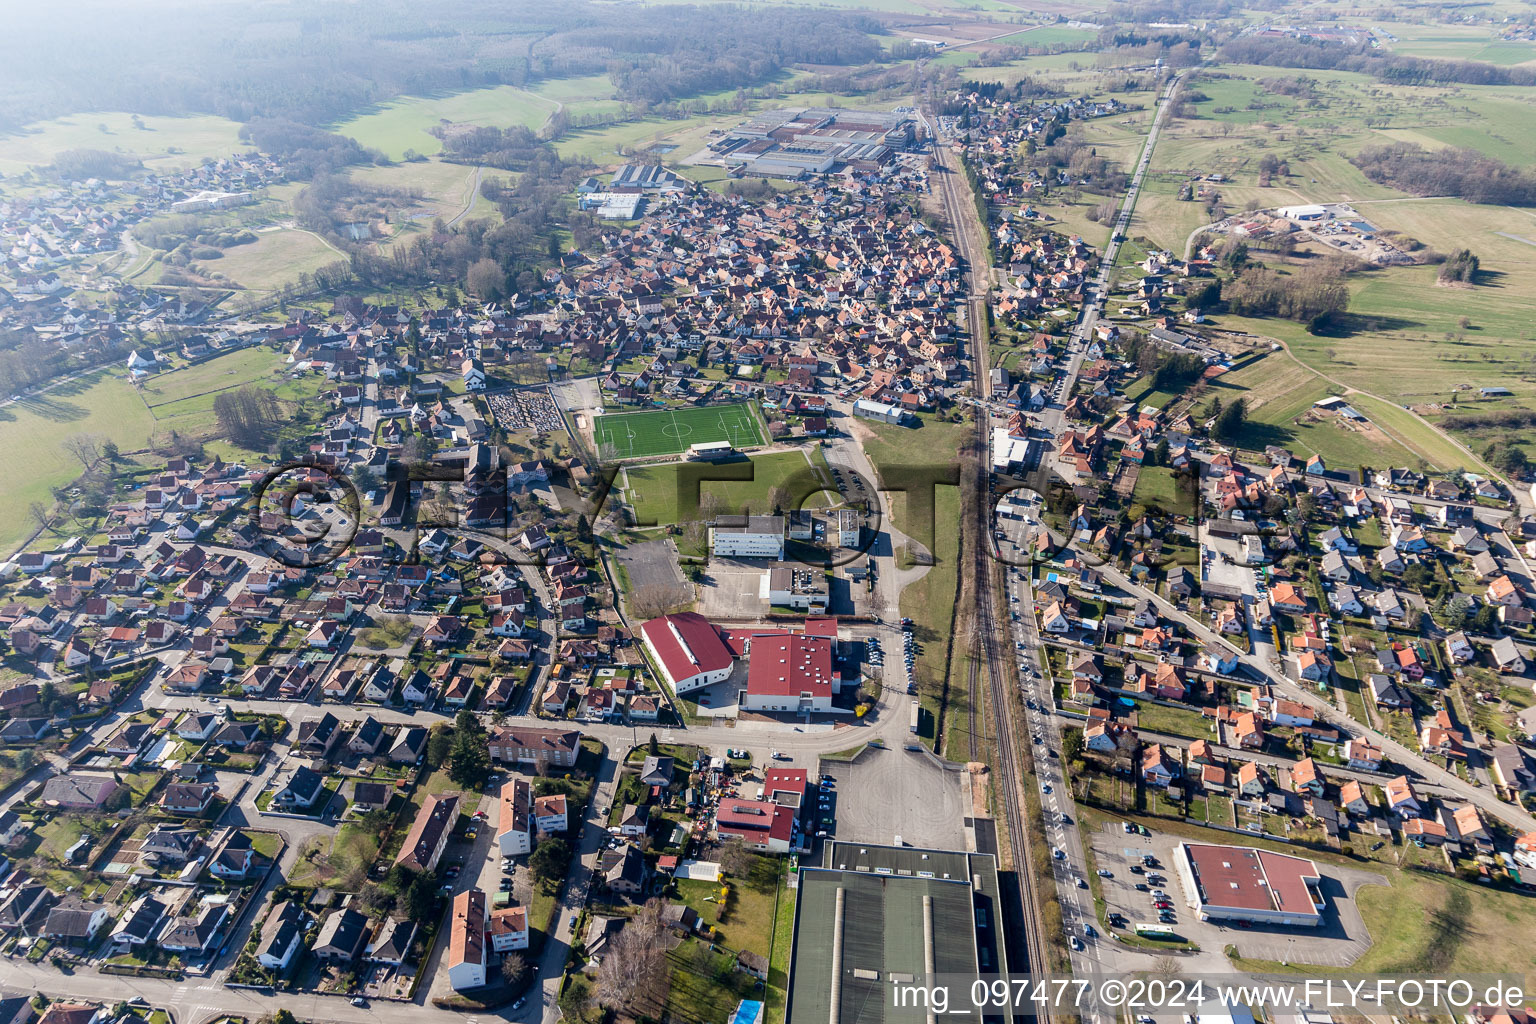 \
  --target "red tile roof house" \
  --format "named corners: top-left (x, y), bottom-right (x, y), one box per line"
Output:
top-left (716, 797), bottom-right (797, 853)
